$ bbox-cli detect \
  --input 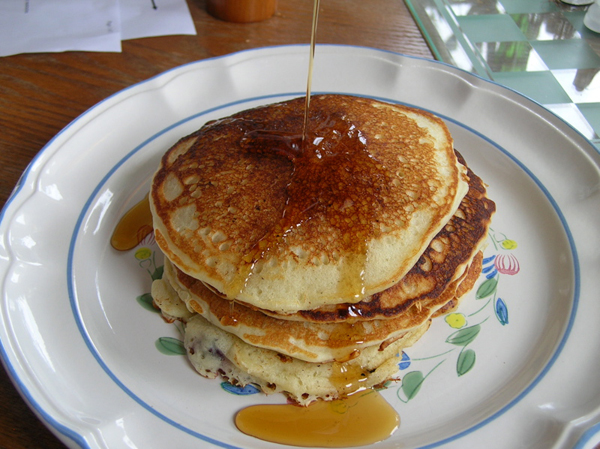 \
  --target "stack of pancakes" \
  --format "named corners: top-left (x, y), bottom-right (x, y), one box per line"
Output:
top-left (149, 95), bottom-right (495, 405)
